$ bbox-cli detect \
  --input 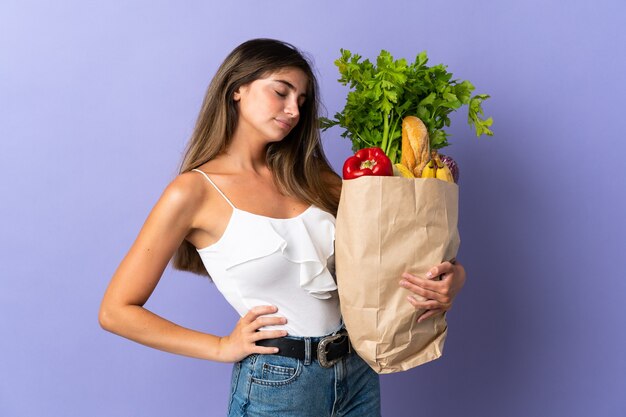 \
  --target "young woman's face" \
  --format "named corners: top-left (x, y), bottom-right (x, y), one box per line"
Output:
top-left (233, 67), bottom-right (309, 143)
